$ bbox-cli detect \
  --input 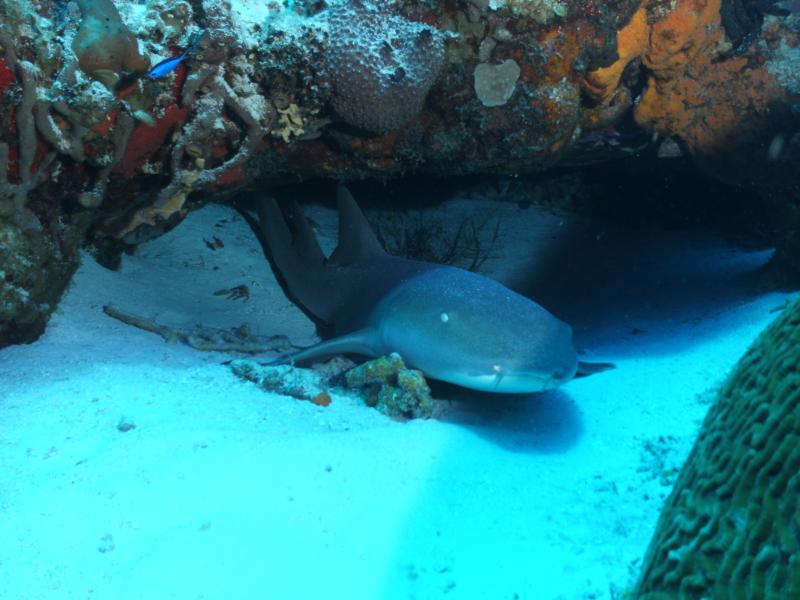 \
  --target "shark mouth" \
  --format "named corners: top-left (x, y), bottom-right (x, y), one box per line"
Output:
top-left (441, 367), bottom-right (563, 394)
